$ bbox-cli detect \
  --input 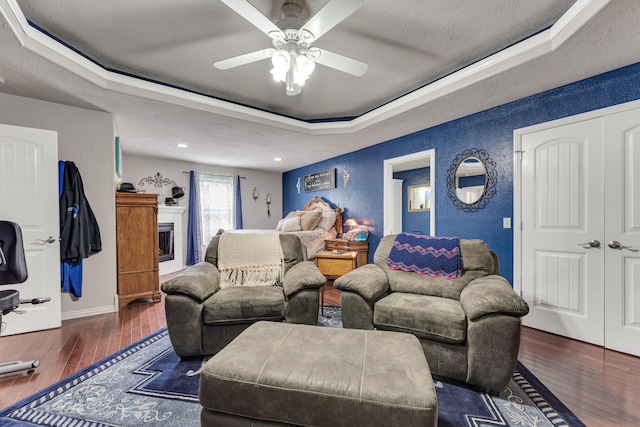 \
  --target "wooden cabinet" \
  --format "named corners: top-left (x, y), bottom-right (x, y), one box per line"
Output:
top-left (116, 192), bottom-right (161, 308)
